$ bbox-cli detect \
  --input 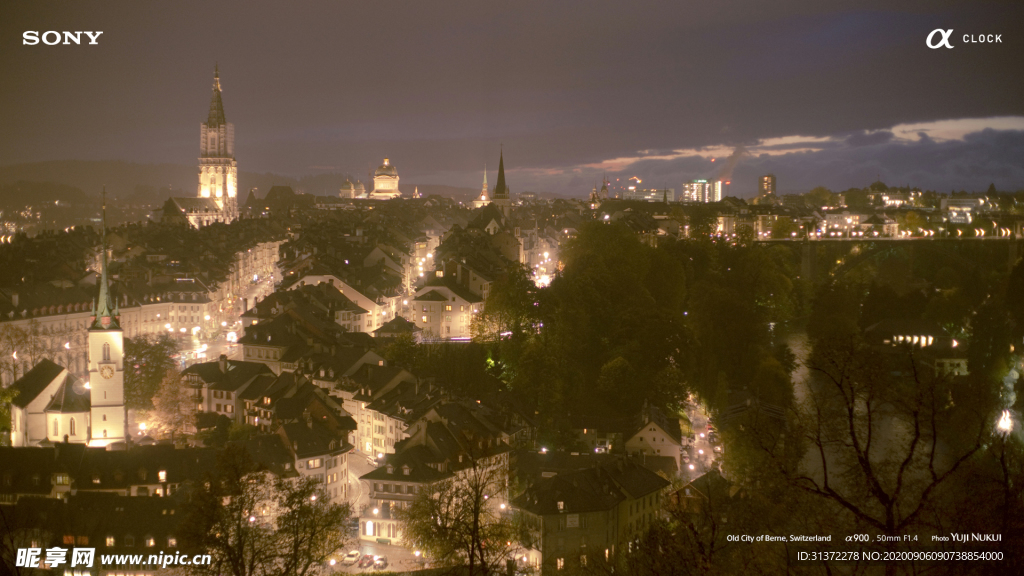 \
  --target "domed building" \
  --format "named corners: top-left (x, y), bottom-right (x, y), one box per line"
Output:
top-left (354, 180), bottom-right (367, 198)
top-left (370, 158), bottom-right (401, 199)
top-left (339, 178), bottom-right (355, 199)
